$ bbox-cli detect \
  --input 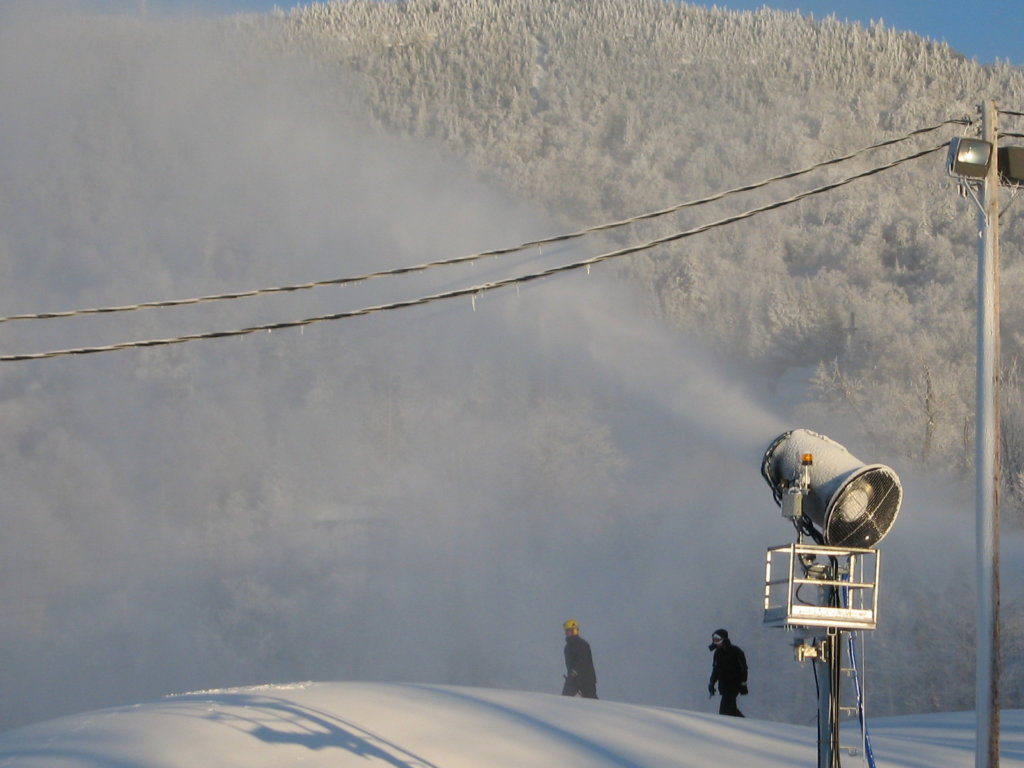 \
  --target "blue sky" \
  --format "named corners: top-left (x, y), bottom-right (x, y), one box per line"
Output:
top-left (155, 0), bottom-right (1022, 67)
top-left (713, 0), bottom-right (1023, 66)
